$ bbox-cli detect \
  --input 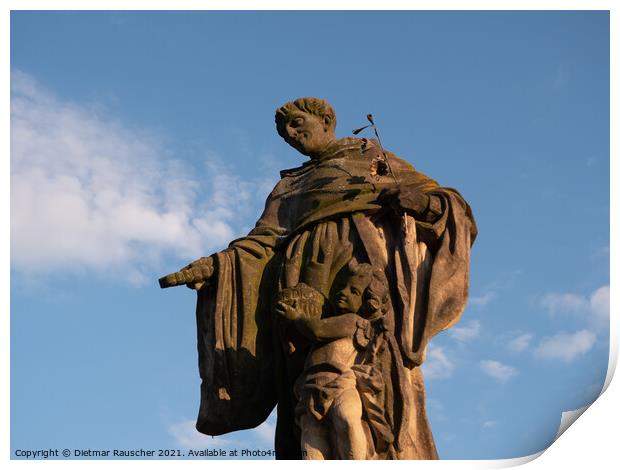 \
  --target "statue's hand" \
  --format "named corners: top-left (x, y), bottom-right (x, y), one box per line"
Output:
top-left (182, 256), bottom-right (216, 290)
top-left (158, 256), bottom-right (216, 290)
top-left (378, 187), bottom-right (430, 217)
